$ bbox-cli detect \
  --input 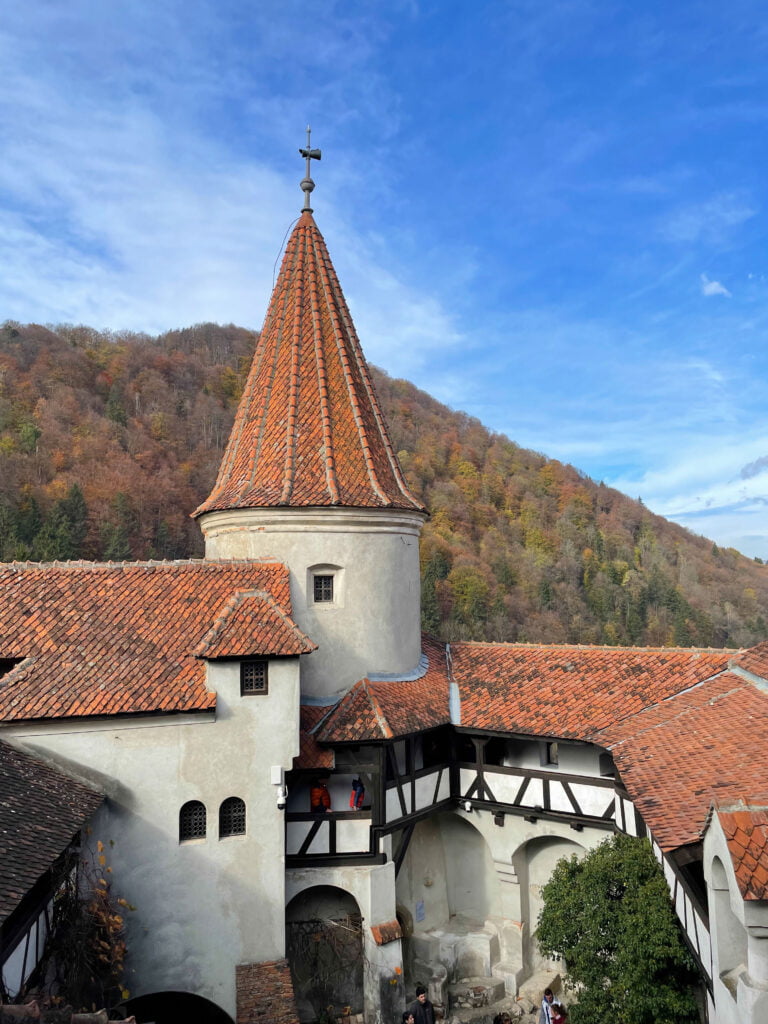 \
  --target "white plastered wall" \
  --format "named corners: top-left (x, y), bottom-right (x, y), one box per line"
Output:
top-left (704, 818), bottom-right (768, 1024)
top-left (1, 656), bottom-right (301, 1019)
top-left (395, 808), bottom-right (604, 993)
top-left (199, 507), bottom-right (425, 697)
